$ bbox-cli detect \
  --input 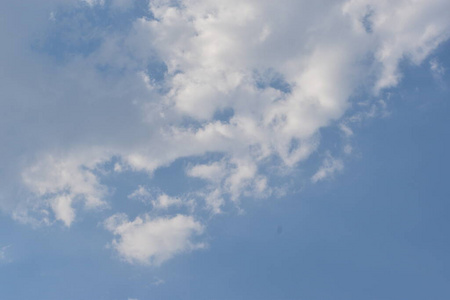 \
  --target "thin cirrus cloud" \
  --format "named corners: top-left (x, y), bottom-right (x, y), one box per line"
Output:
top-left (0, 0), bottom-right (449, 265)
